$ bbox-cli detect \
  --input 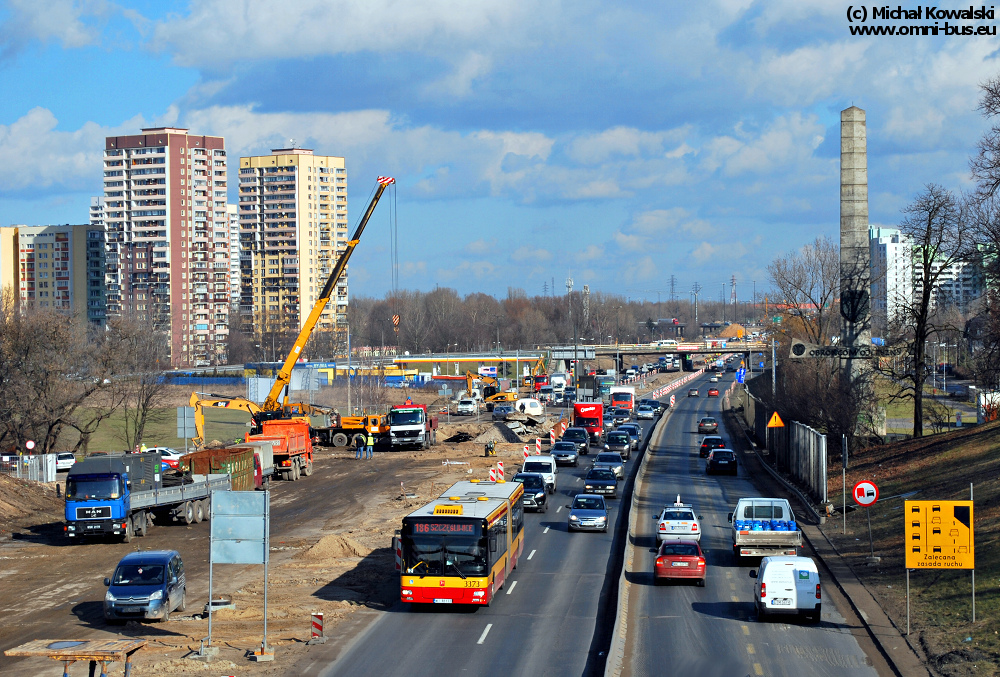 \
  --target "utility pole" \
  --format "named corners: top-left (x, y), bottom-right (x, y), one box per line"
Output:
top-left (730, 274), bottom-right (737, 322)
top-left (721, 283), bottom-right (726, 323)
top-left (567, 275), bottom-right (576, 387)
top-left (669, 275), bottom-right (677, 302)
top-left (690, 283), bottom-right (701, 337)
